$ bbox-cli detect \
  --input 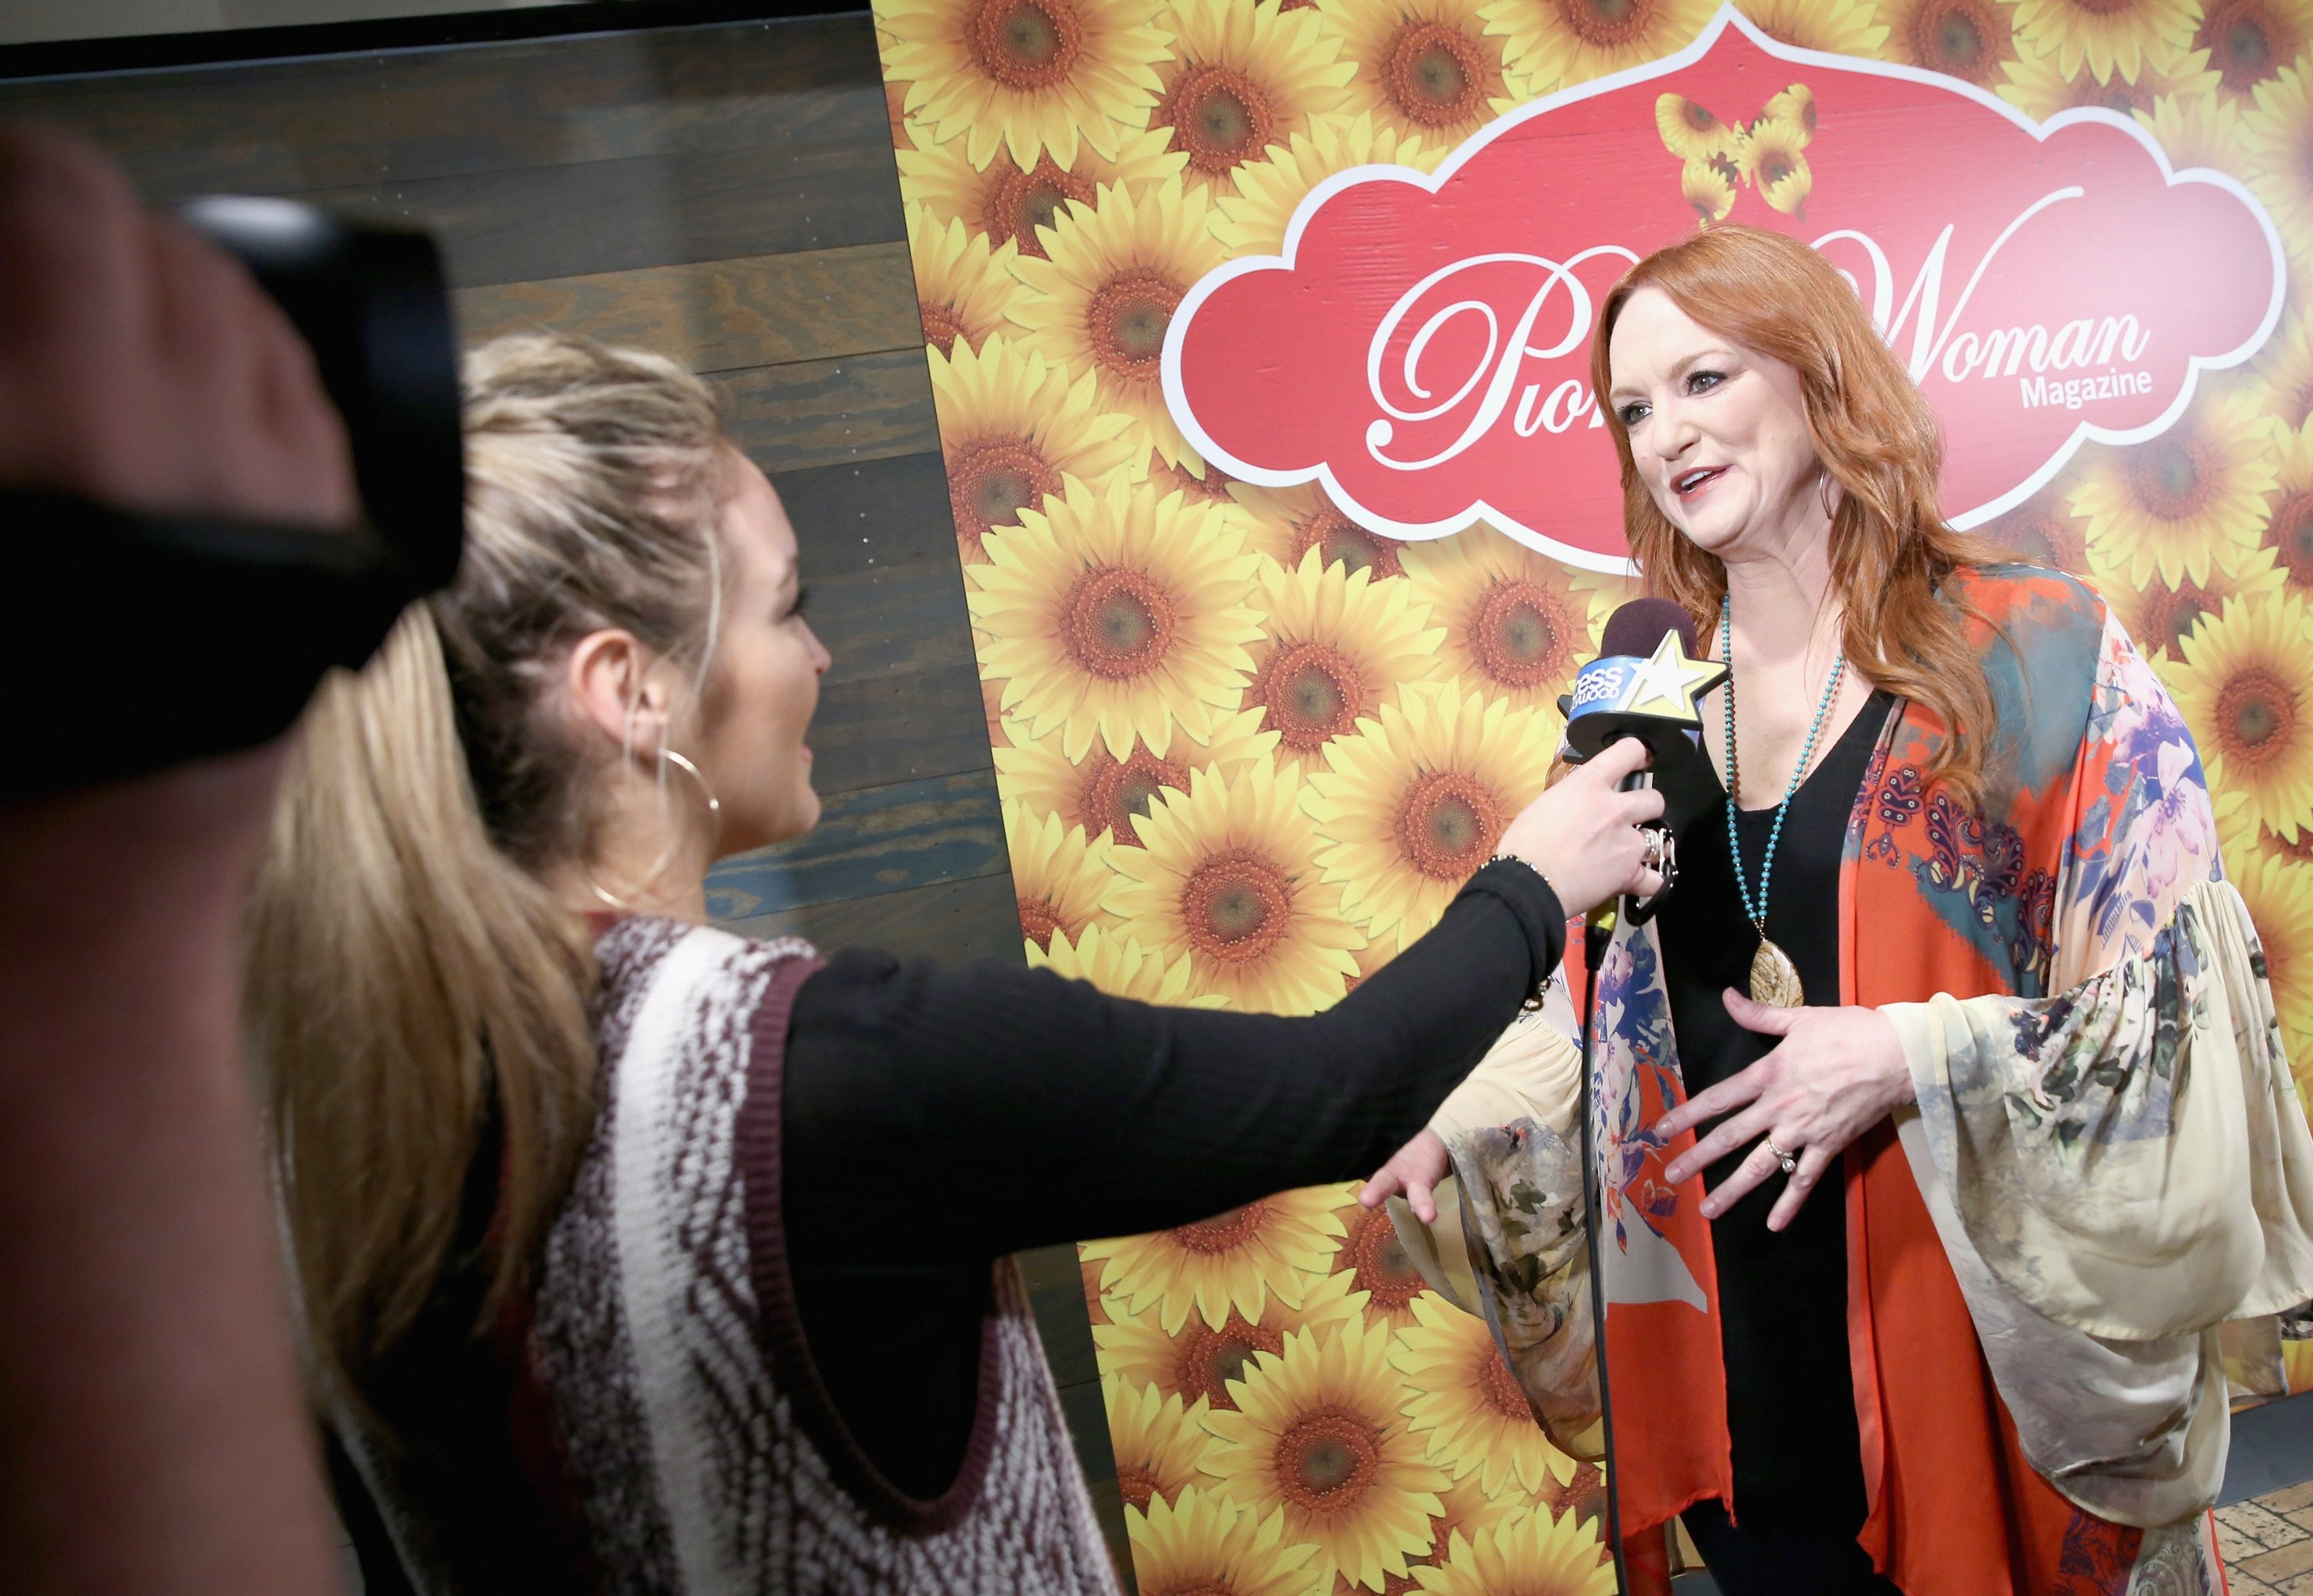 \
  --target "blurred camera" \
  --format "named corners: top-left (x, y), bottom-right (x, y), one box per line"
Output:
top-left (10, 199), bottom-right (460, 801)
